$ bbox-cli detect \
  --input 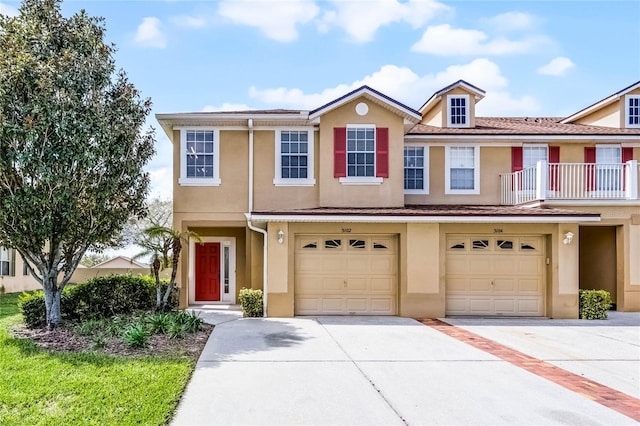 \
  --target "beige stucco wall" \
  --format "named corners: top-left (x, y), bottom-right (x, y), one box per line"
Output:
top-left (574, 87), bottom-right (640, 128)
top-left (318, 97), bottom-right (405, 207)
top-left (253, 129), bottom-right (319, 210)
